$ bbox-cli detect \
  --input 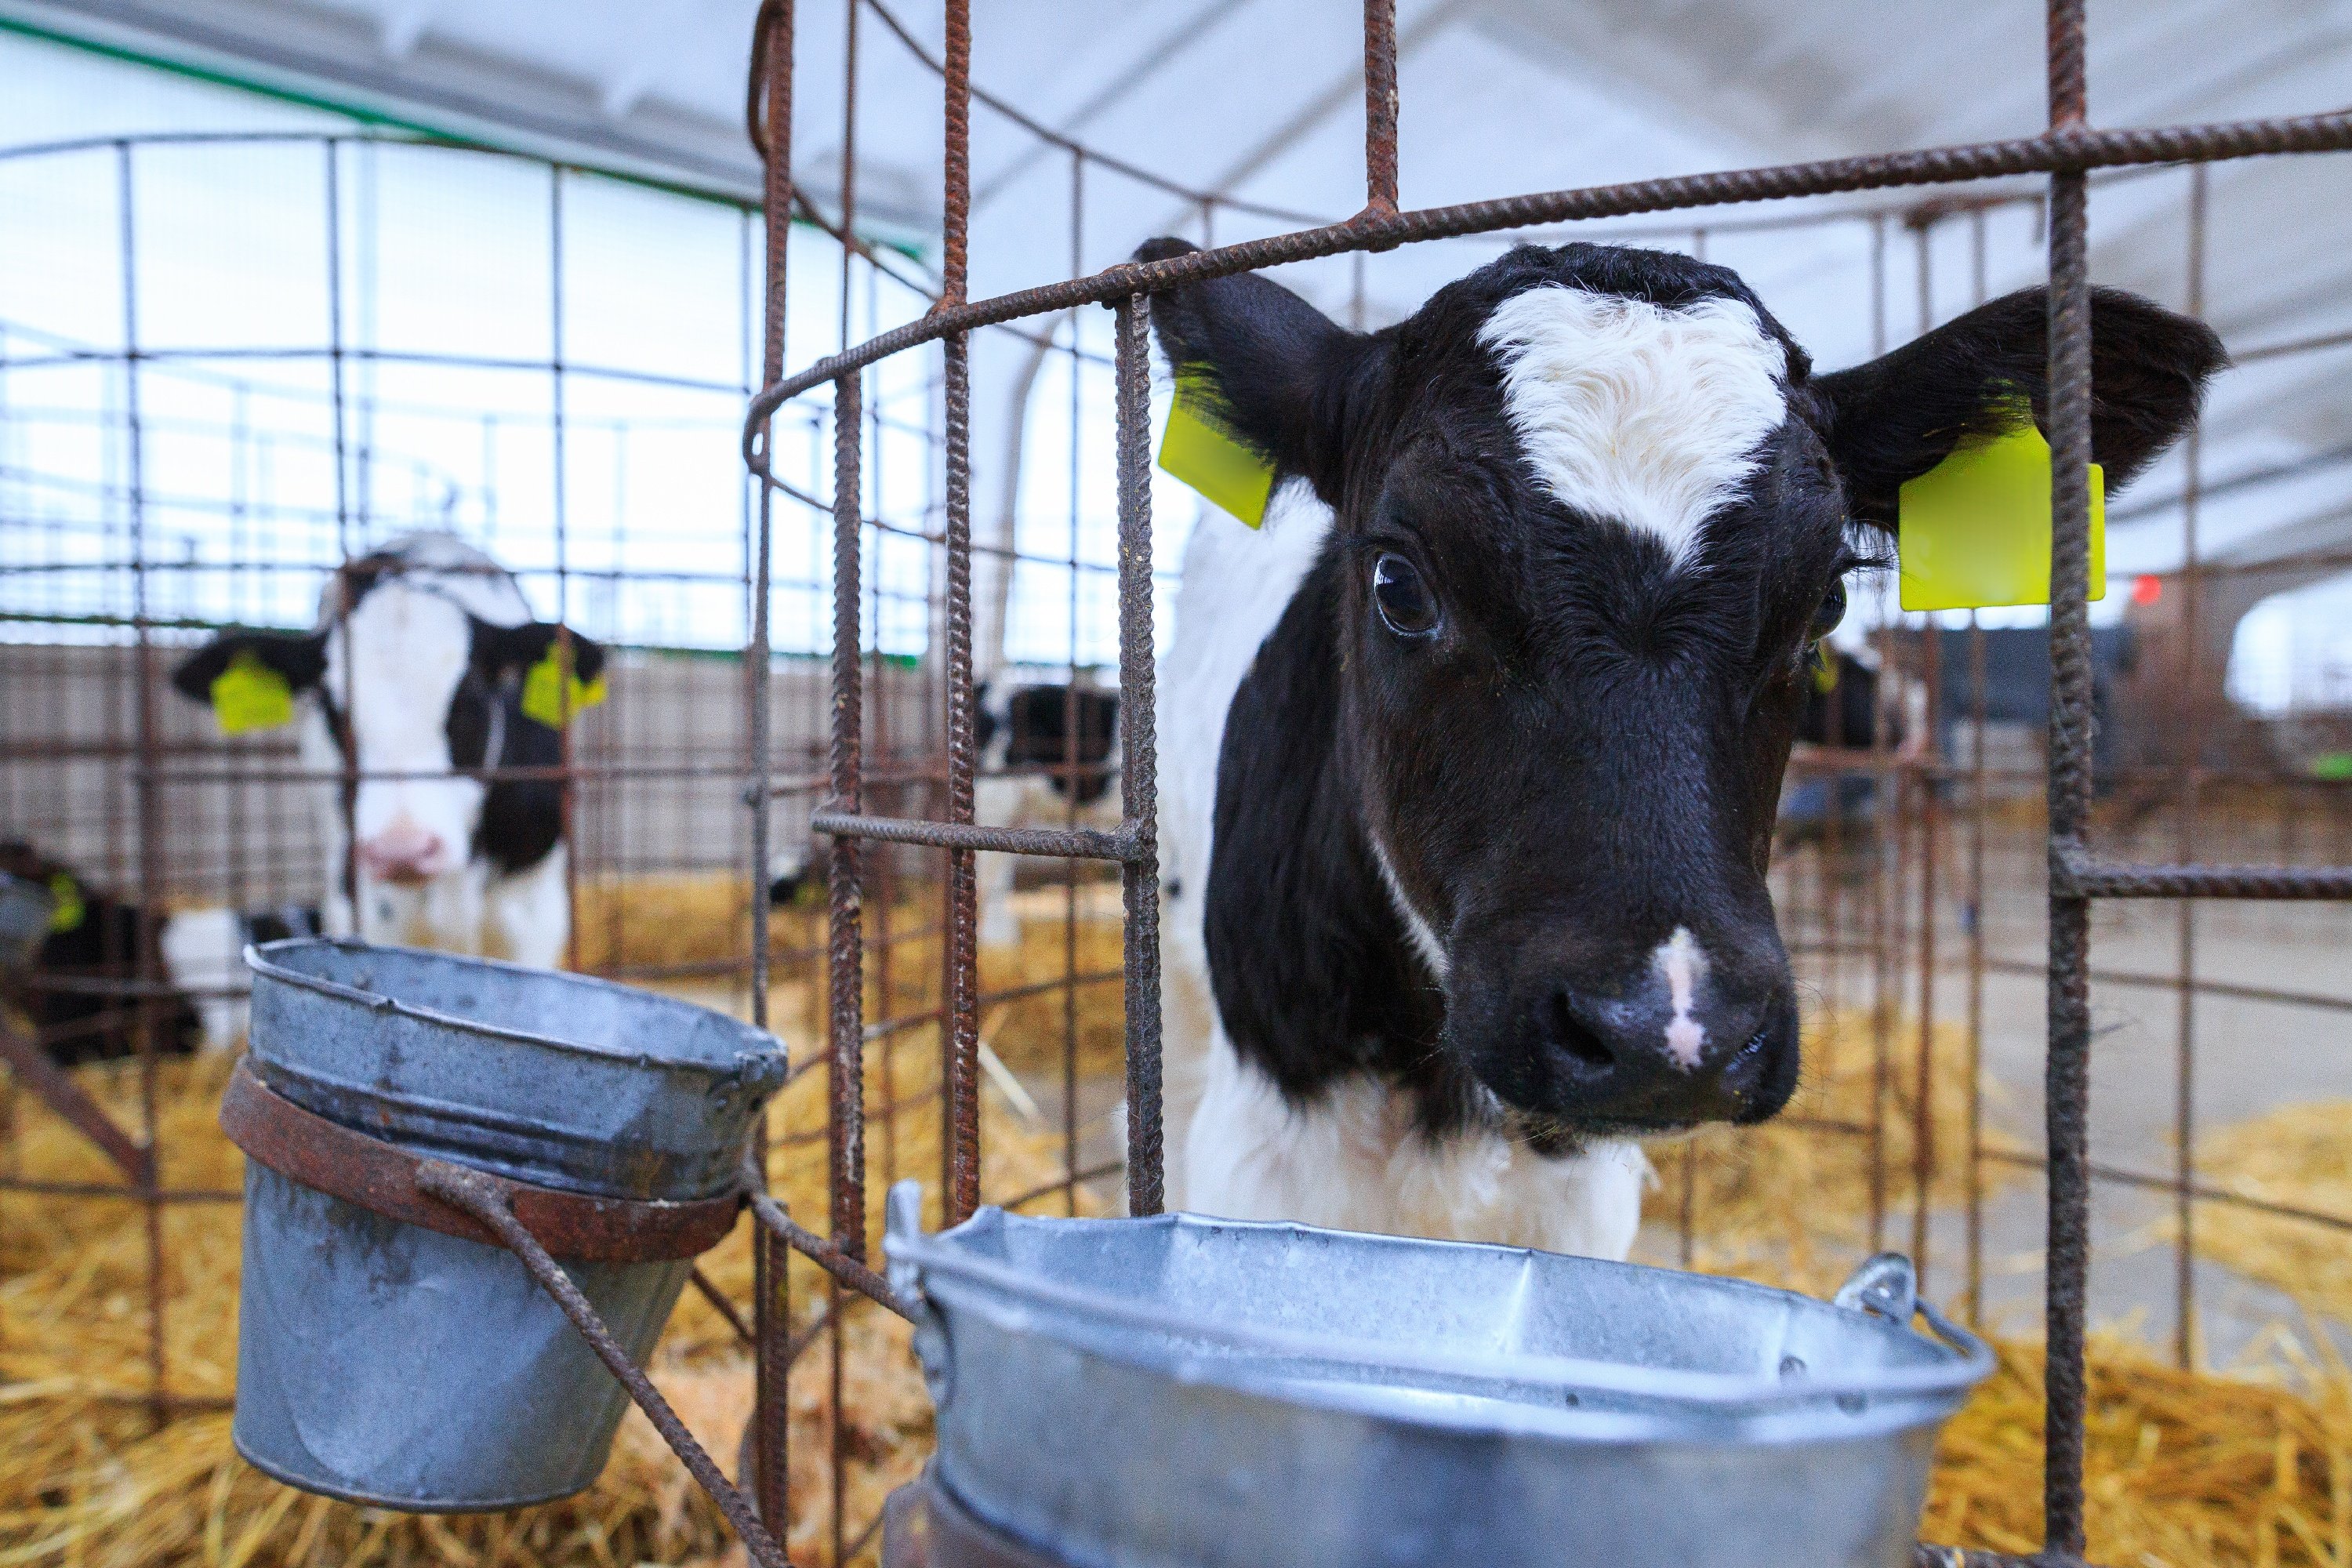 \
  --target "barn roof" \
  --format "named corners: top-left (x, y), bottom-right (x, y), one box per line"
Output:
top-left (7, 0), bottom-right (2349, 583)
